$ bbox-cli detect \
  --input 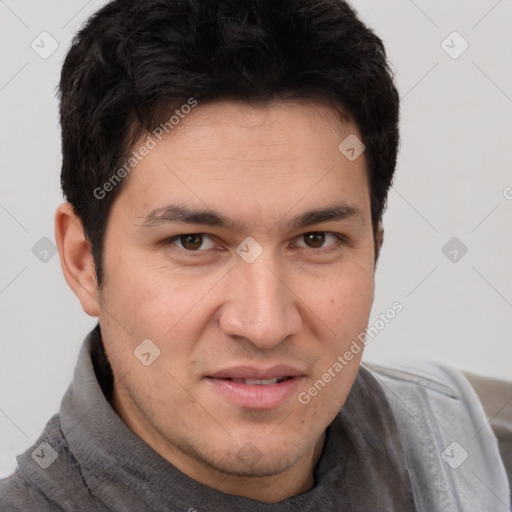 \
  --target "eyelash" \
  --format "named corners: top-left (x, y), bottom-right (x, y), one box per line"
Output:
top-left (164, 232), bottom-right (347, 256)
